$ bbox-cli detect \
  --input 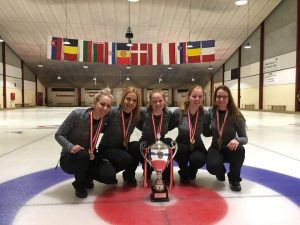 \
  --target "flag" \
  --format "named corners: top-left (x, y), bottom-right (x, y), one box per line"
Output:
top-left (93, 42), bottom-right (105, 63)
top-left (63, 38), bottom-right (78, 61)
top-left (104, 42), bottom-right (116, 64)
top-left (79, 40), bottom-right (92, 63)
top-left (148, 43), bottom-right (162, 65)
top-left (187, 41), bottom-right (201, 63)
top-left (47, 36), bottom-right (62, 60)
top-left (176, 42), bottom-right (187, 64)
top-left (131, 43), bottom-right (148, 65)
top-left (116, 43), bottom-right (131, 65)
top-left (162, 43), bottom-right (176, 65)
top-left (201, 40), bottom-right (215, 62)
